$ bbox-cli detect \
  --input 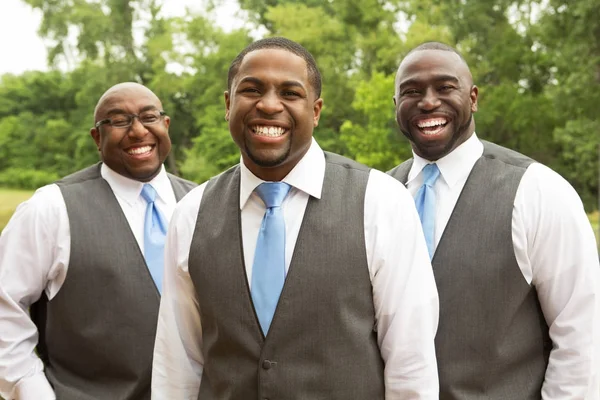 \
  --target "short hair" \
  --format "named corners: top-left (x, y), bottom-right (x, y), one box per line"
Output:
top-left (405, 41), bottom-right (468, 65)
top-left (227, 37), bottom-right (322, 98)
